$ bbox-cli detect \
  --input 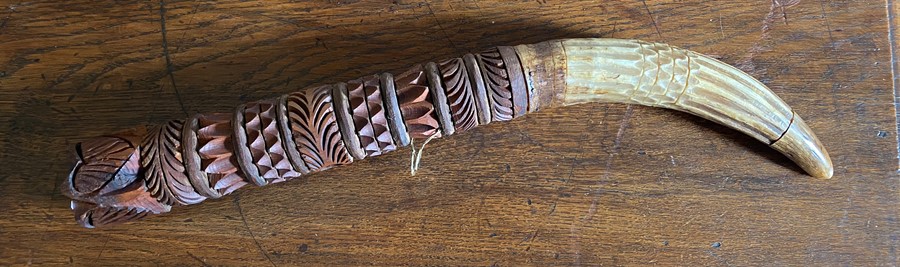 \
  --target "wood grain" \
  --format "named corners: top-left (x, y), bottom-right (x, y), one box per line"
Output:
top-left (0, 0), bottom-right (897, 265)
